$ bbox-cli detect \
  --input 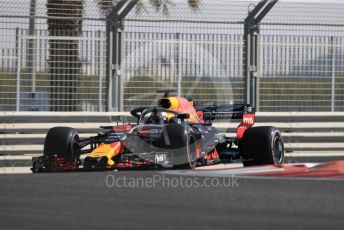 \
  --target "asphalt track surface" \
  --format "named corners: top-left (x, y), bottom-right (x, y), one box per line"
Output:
top-left (1, 171), bottom-right (344, 230)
